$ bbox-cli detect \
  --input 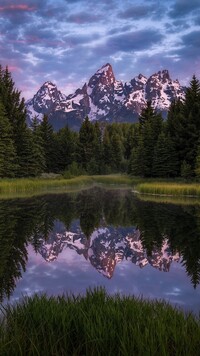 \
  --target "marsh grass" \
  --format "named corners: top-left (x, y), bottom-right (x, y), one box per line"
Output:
top-left (0, 175), bottom-right (134, 198)
top-left (0, 288), bottom-right (200, 355)
top-left (137, 194), bottom-right (200, 206)
top-left (0, 176), bottom-right (93, 193)
top-left (136, 182), bottom-right (200, 197)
